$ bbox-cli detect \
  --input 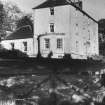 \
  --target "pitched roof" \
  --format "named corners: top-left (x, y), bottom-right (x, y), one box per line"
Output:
top-left (5, 25), bottom-right (33, 40)
top-left (33, 0), bottom-right (97, 23)
top-left (33, 0), bottom-right (68, 9)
